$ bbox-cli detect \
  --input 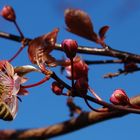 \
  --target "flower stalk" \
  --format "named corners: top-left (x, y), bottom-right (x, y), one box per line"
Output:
top-left (8, 44), bottom-right (25, 62)
top-left (21, 76), bottom-right (50, 89)
top-left (88, 87), bottom-right (102, 101)
top-left (13, 21), bottom-right (24, 38)
top-left (70, 58), bottom-right (74, 92)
